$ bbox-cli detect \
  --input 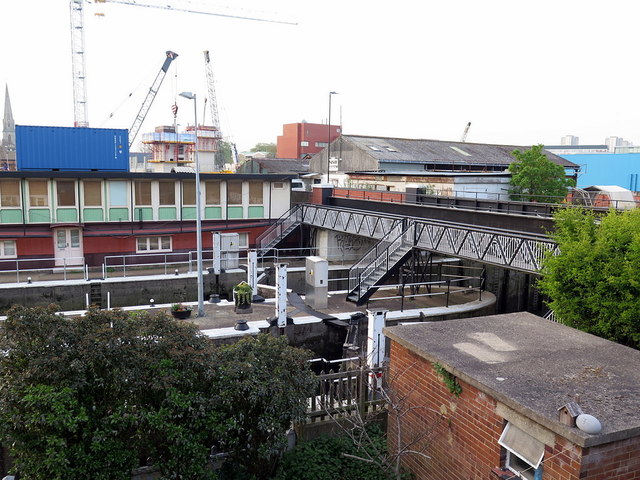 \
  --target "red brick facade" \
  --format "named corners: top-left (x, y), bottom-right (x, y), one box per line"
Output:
top-left (276, 122), bottom-right (340, 159)
top-left (388, 342), bottom-right (640, 480)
